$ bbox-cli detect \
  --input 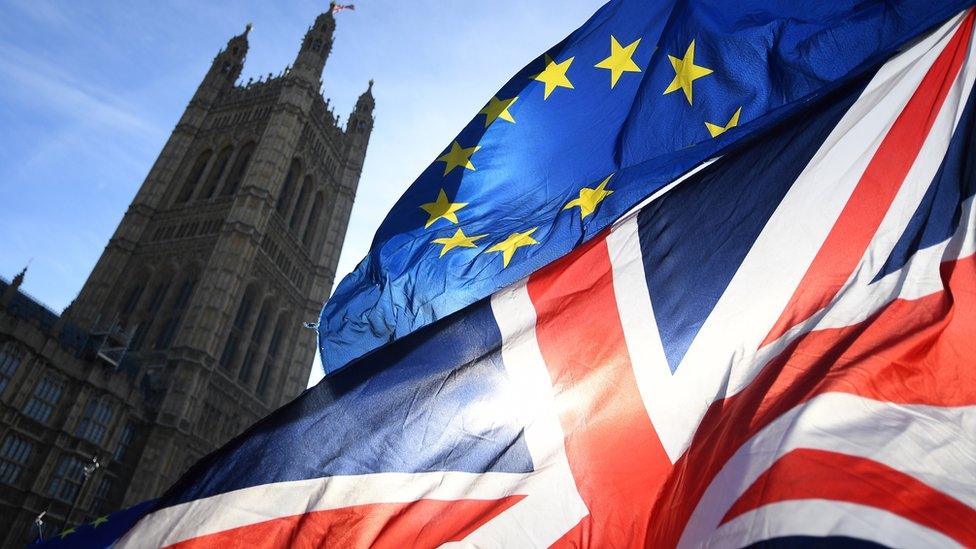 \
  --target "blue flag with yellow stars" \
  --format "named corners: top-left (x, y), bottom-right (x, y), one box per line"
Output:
top-left (319, 0), bottom-right (975, 373)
